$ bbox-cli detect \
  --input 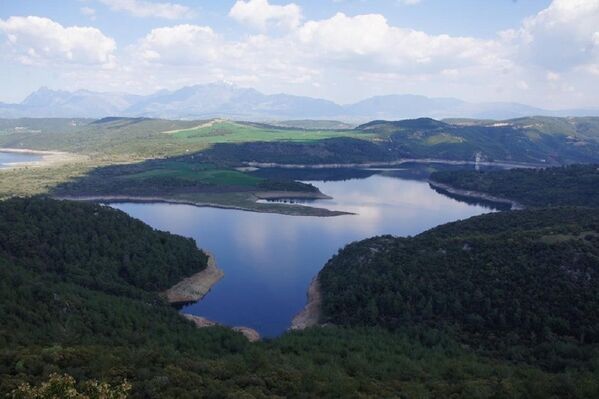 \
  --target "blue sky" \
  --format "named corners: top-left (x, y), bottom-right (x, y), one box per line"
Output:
top-left (1, 0), bottom-right (598, 109)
